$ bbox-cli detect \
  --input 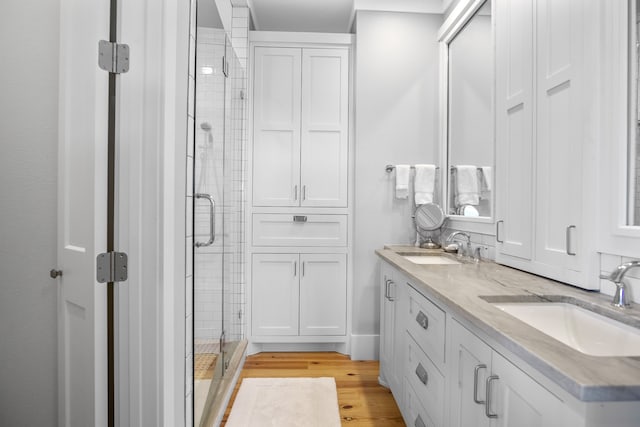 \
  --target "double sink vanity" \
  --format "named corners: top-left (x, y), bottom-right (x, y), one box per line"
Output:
top-left (377, 246), bottom-right (640, 427)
